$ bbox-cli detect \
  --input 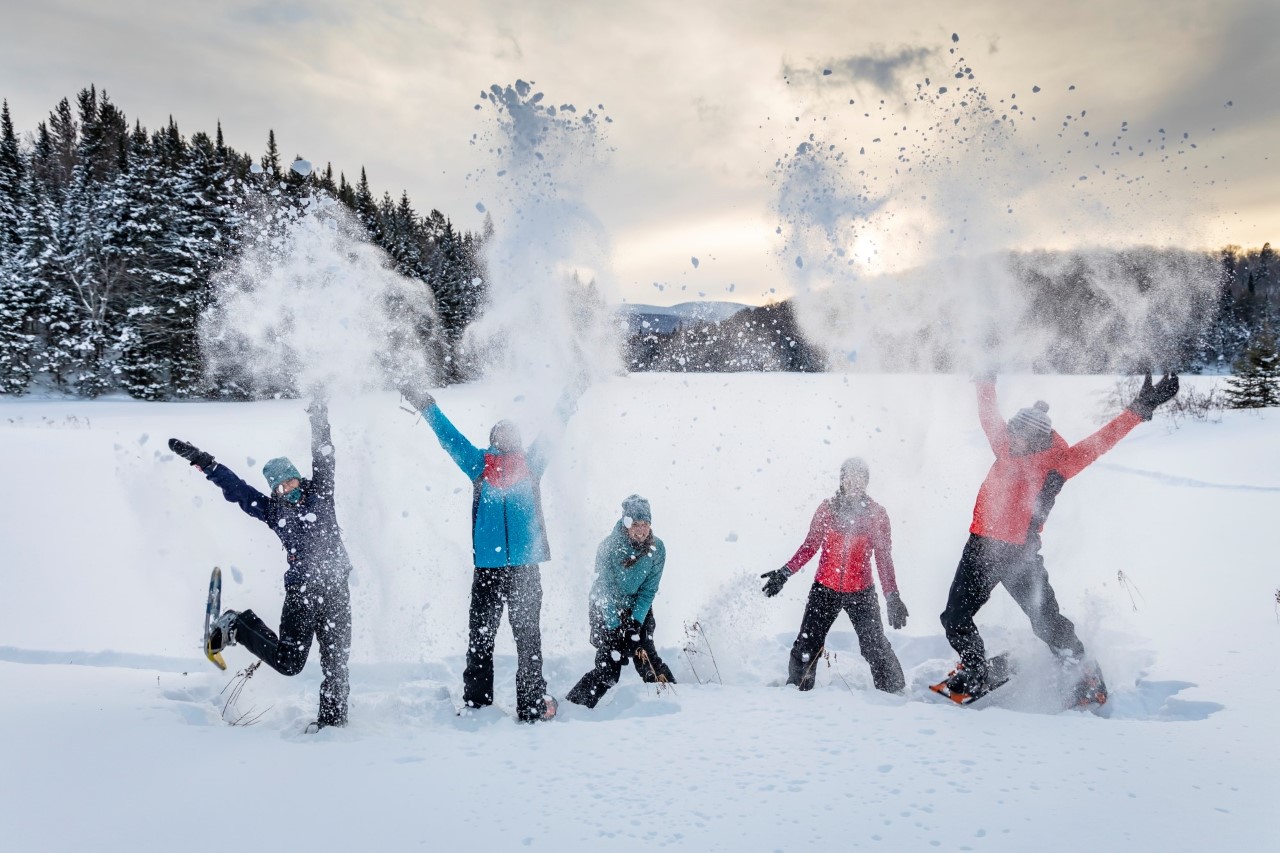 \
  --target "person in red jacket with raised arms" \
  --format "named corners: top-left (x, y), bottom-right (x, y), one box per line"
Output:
top-left (936, 373), bottom-right (1179, 703)
top-left (761, 457), bottom-right (909, 694)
